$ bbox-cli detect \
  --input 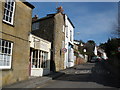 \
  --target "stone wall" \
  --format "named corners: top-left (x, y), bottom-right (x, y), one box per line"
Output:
top-left (54, 13), bottom-right (65, 71)
top-left (32, 13), bottom-right (65, 72)
top-left (1, 1), bottom-right (33, 87)
top-left (31, 17), bottom-right (54, 42)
